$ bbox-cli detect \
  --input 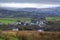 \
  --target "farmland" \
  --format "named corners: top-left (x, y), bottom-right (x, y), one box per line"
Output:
top-left (0, 17), bottom-right (60, 24)
top-left (46, 17), bottom-right (60, 21)
top-left (0, 31), bottom-right (60, 40)
top-left (0, 18), bottom-right (31, 24)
